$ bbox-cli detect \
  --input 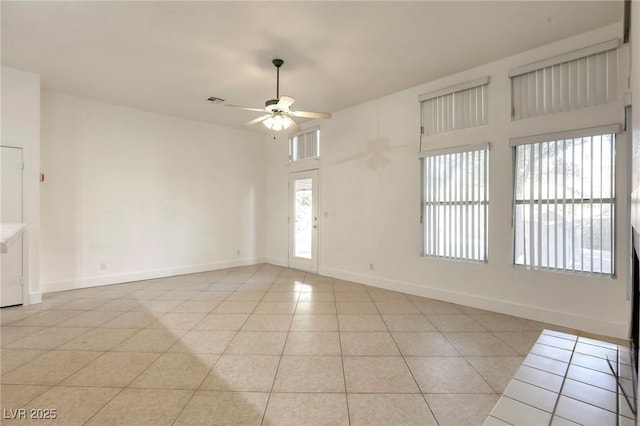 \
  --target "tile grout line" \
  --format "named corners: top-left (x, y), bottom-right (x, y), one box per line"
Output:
top-left (425, 314), bottom-right (507, 417)
top-left (495, 333), bottom-right (632, 424)
top-left (164, 266), bottom-right (255, 425)
top-left (114, 271), bottom-right (235, 426)
top-left (541, 336), bottom-right (577, 426)
top-left (378, 292), bottom-right (442, 425)
top-left (2, 265), bottom-right (633, 425)
top-left (161, 266), bottom-right (245, 426)
top-left (334, 275), bottom-right (352, 426)
top-left (162, 269), bottom-right (235, 426)
top-left (258, 268), bottom-right (303, 426)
